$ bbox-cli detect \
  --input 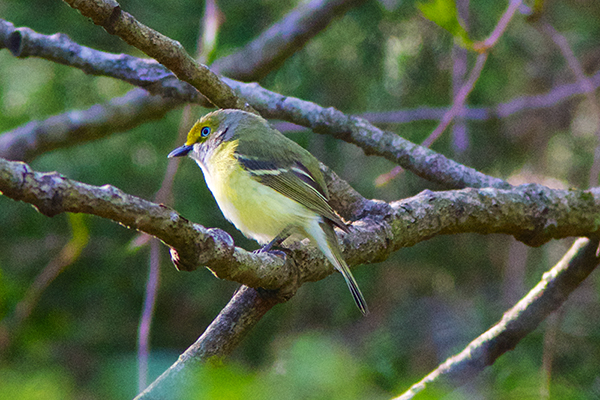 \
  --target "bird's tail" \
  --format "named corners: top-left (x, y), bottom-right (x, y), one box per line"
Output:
top-left (317, 220), bottom-right (369, 316)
